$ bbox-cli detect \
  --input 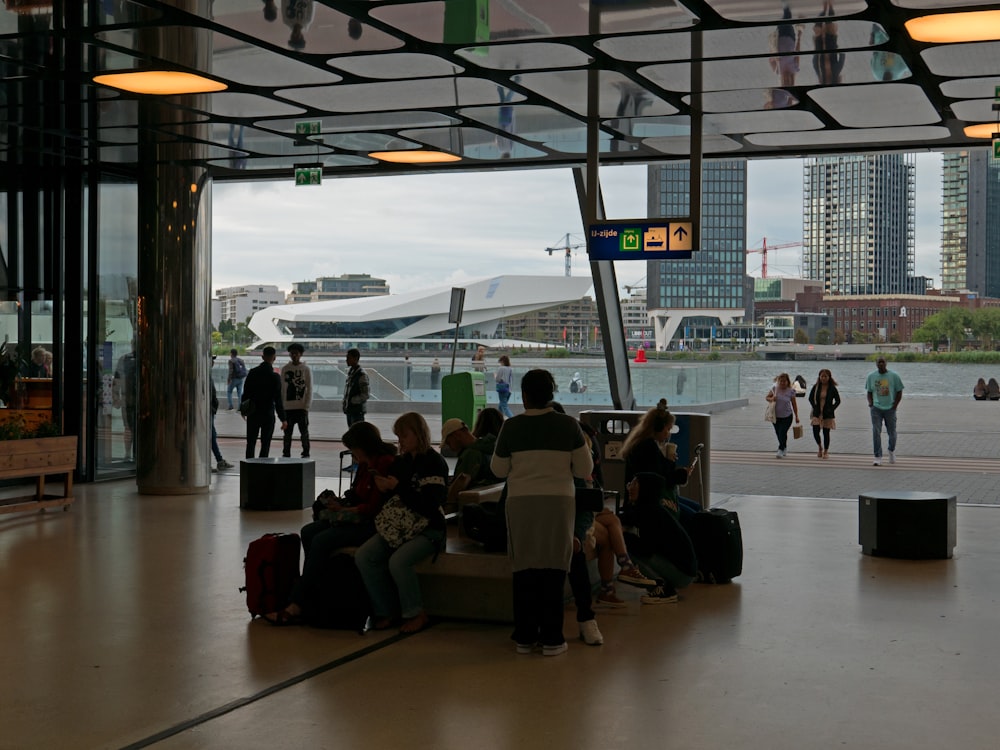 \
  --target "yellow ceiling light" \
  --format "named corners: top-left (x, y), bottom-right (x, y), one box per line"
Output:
top-left (368, 150), bottom-right (462, 164)
top-left (963, 123), bottom-right (1000, 139)
top-left (906, 11), bottom-right (1000, 43)
top-left (93, 71), bottom-right (227, 95)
